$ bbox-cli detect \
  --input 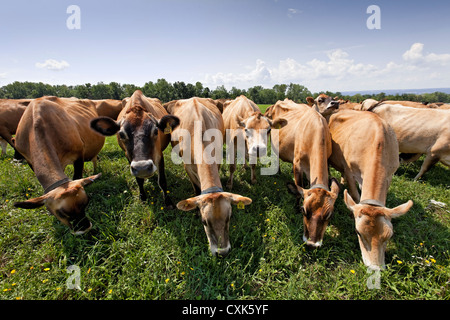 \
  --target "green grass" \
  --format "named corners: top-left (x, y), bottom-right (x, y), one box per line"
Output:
top-left (1, 123), bottom-right (449, 300)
